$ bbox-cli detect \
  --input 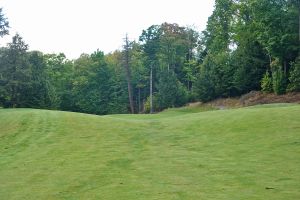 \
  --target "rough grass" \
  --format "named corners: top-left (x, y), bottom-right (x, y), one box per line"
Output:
top-left (0, 104), bottom-right (300, 199)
